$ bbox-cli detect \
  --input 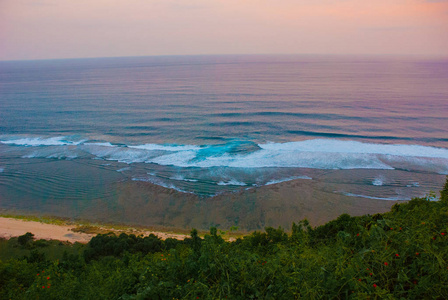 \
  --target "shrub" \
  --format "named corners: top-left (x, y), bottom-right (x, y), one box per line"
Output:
top-left (17, 232), bottom-right (34, 247)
